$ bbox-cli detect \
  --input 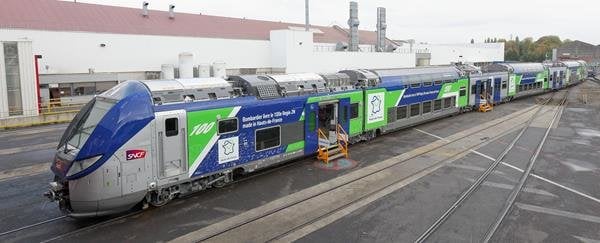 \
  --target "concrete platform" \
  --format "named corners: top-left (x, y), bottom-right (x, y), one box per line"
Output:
top-left (0, 82), bottom-right (598, 242)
